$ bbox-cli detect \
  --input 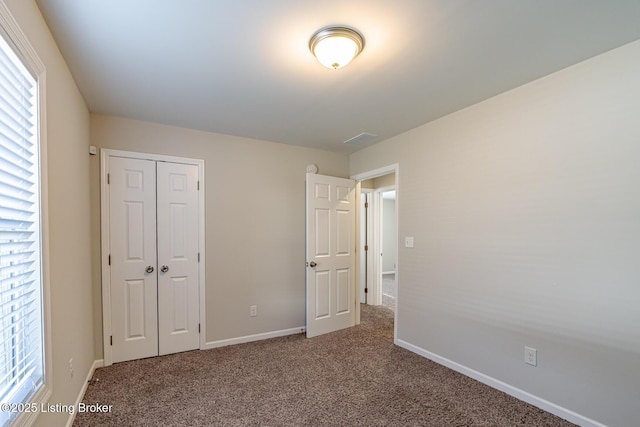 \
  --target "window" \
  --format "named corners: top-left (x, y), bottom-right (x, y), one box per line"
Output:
top-left (0, 5), bottom-right (49, 426)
